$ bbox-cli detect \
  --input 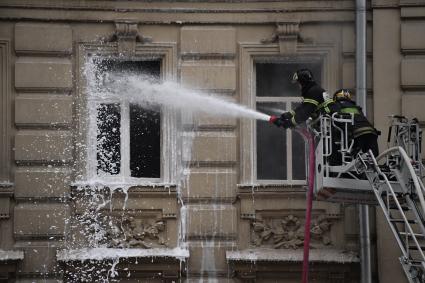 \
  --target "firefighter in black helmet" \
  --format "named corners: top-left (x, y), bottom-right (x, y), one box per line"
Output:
top-left (270, 69), bottom-right (336, 128)
top-left (333, 89), bottom-right (379, 156)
